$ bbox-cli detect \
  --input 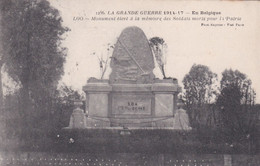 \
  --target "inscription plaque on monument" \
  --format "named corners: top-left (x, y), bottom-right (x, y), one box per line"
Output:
top-left (112, 94), bottom-right (152, 115)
